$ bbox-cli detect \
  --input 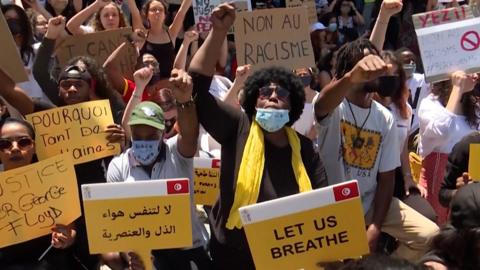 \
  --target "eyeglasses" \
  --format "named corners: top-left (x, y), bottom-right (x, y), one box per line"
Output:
top-left (59, 80), bottom-right (87, 90)
top-left (0, 137), bottom-right (34, 152)
top-left (259, 85), bottom-right (290, 101)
